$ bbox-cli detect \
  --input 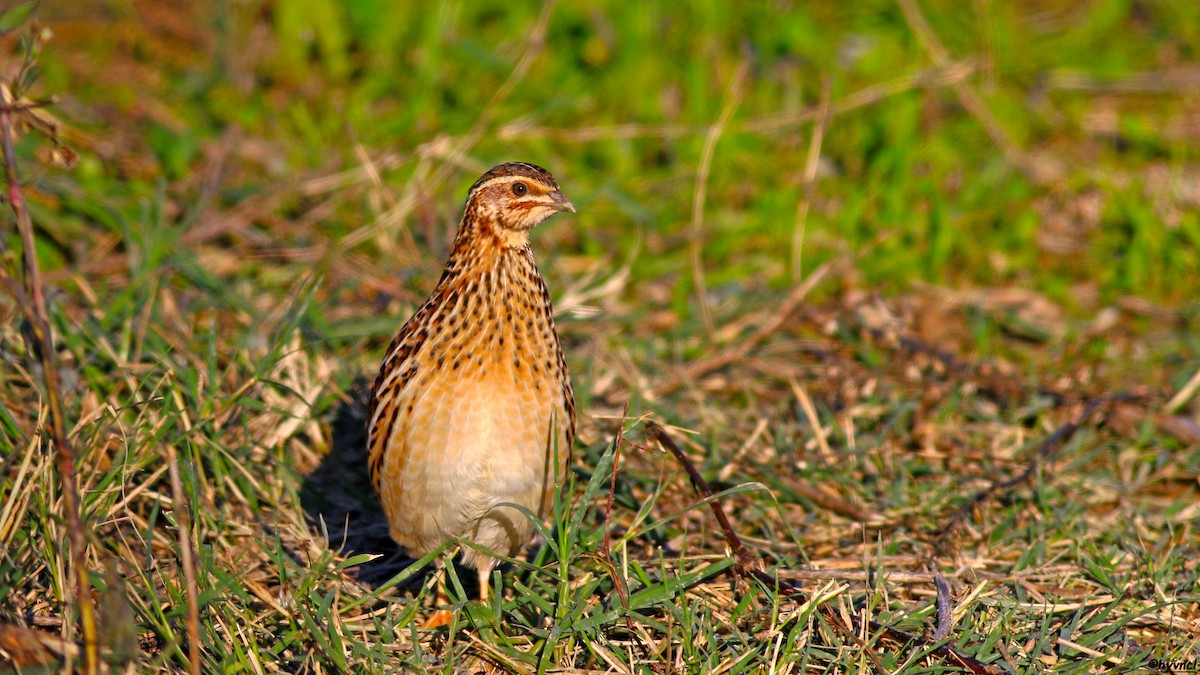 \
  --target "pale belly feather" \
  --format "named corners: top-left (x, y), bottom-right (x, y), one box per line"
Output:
top-left (379, 362), bottom-right (567, 566)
